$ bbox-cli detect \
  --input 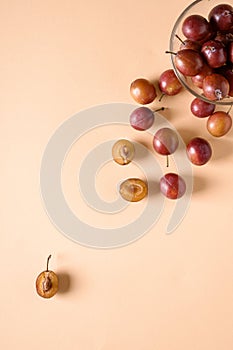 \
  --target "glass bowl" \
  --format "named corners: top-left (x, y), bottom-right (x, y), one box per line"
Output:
top-left (169, 0), bottom-right (233, 105)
